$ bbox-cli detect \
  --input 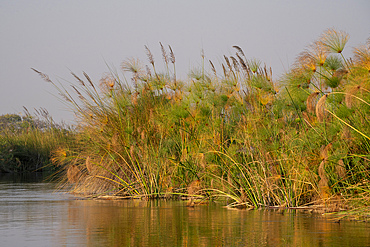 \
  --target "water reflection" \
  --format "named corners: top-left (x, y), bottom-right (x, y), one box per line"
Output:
top-left (0, 175), bottom-right (369, 246)
top-left (62, 200), bottom-right (370, 247)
